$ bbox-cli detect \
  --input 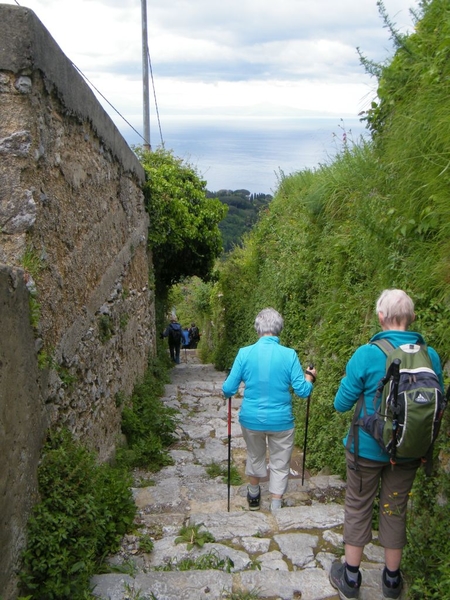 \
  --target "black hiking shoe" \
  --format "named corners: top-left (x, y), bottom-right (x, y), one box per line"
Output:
top-left (329, 561), bottom-right (361, 599)
top-left (246, 488), bottom-right (260, 511)
top-left (382, 568), bottom-right (403, 599)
